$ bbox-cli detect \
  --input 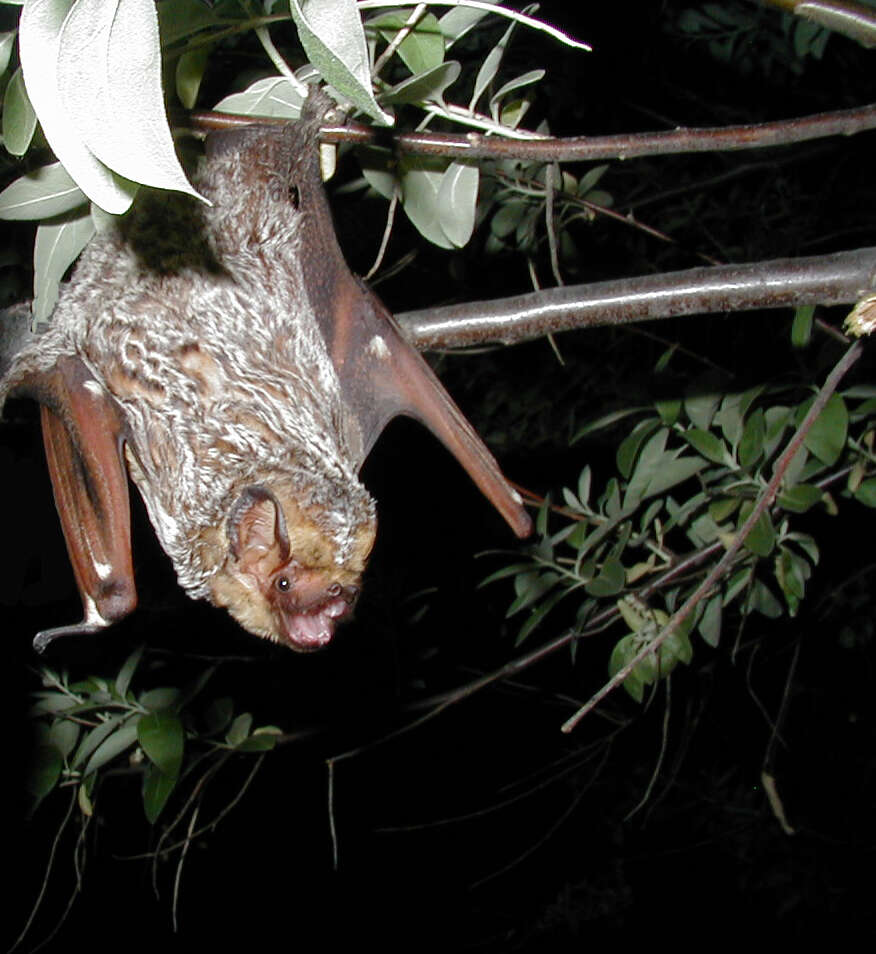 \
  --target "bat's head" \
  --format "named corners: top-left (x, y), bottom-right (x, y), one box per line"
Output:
top-left (209, 484), bottom-right (376, 651)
